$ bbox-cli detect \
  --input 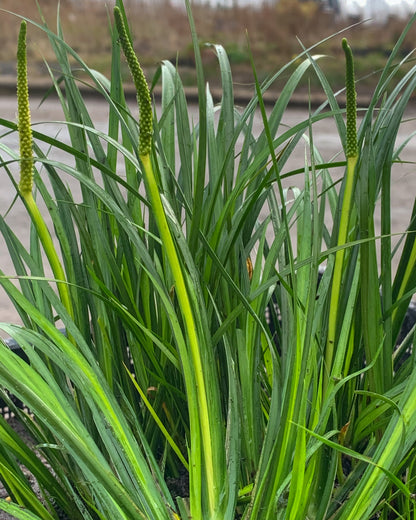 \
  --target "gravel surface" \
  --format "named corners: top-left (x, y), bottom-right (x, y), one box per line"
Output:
top-left (0, 417), bottom-right (40, 520)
